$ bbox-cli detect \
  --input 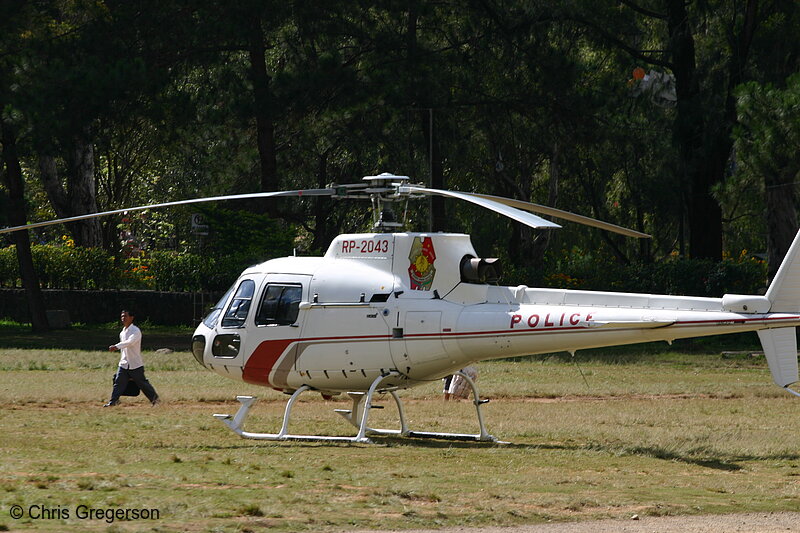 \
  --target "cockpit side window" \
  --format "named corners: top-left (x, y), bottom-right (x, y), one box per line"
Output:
top-left (256, 284), bottom-right (302, 326)
top-left (221, 279), bottom-right (256, 328)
